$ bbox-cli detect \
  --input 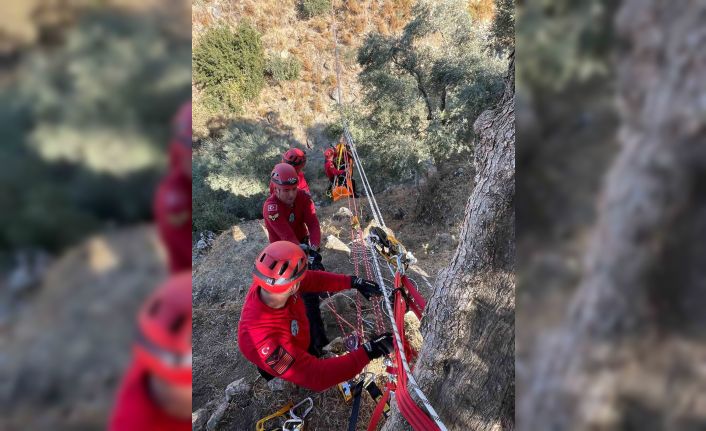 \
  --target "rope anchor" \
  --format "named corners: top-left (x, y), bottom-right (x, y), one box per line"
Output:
top-left (367, 226), bottom-right (417, 271)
